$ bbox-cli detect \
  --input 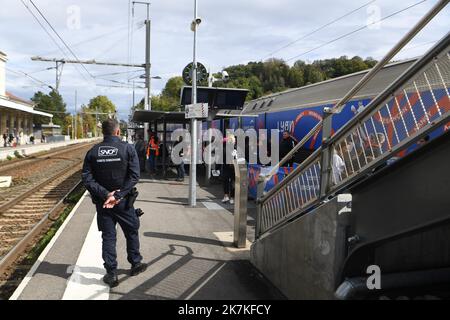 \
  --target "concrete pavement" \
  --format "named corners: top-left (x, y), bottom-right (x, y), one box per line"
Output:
top-left (11, 174), bottom-right (285, 300)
